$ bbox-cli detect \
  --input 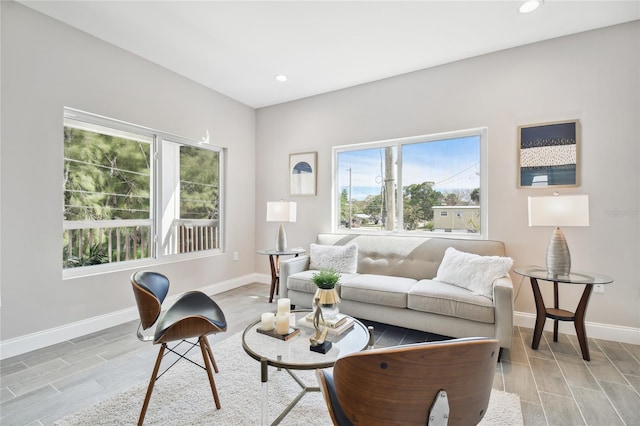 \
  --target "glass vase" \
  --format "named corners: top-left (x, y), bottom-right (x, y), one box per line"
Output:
top-left (313, 288), bottom-right (340, 320)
